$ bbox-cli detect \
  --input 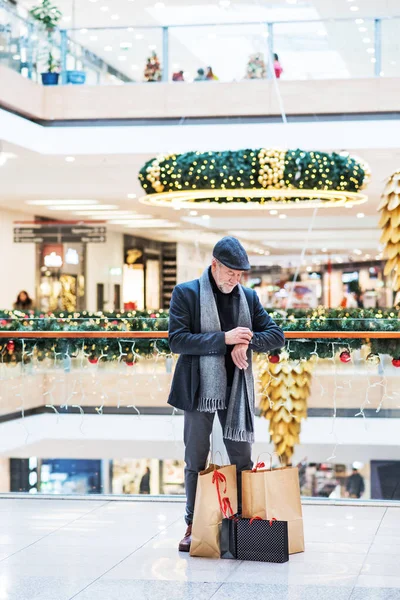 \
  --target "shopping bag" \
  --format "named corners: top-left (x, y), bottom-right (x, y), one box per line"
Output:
top-left (190, 464), bottom-right (237, 558)
top-left (237, 517), bottom-right (289, 563)
top-left (242, 457), bottom-right (304, 554)
top-left (220, 516), bottom-right (237, 560)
